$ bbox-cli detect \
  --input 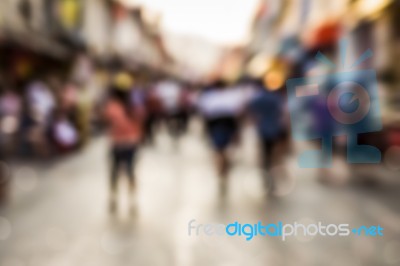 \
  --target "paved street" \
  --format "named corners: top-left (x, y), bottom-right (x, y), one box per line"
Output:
top-left (0, 119), bottom-right (399, 266)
